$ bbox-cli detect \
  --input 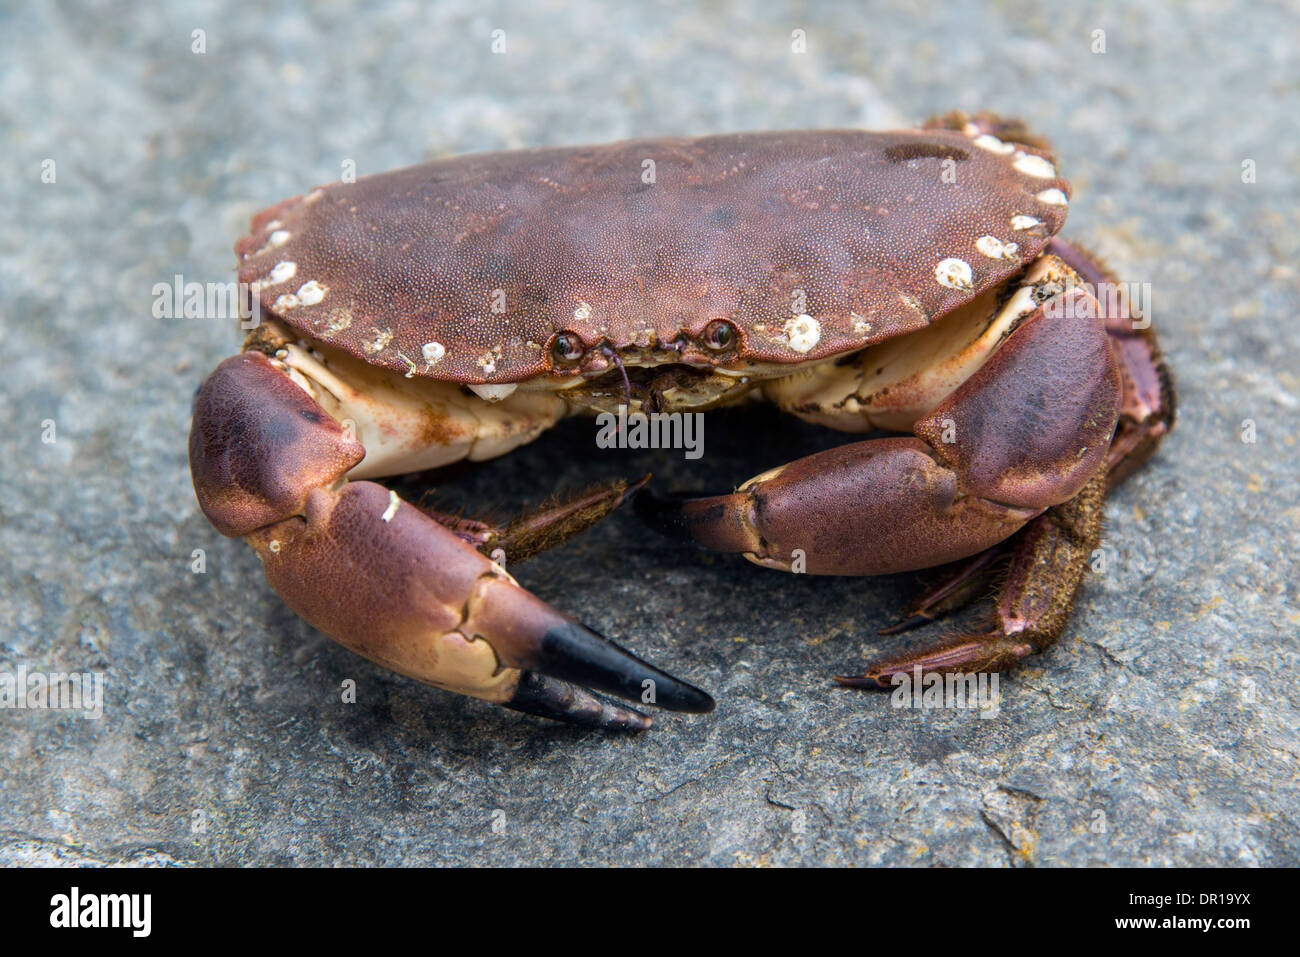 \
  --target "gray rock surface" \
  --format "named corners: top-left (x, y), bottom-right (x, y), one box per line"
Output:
top-left (1, 0), bottom-right (1296, 866)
